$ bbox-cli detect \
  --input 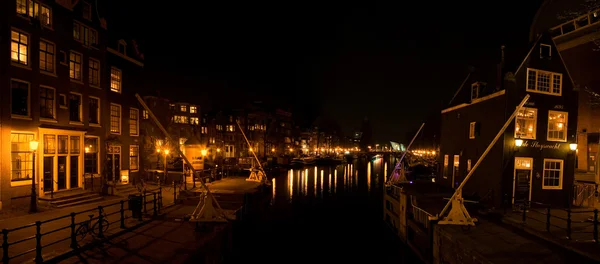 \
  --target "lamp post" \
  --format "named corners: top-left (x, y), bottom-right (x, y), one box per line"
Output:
top-left (29, 140), bottom-right (39, 213)
top-left (163, 149), bottom-right (169, 186)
